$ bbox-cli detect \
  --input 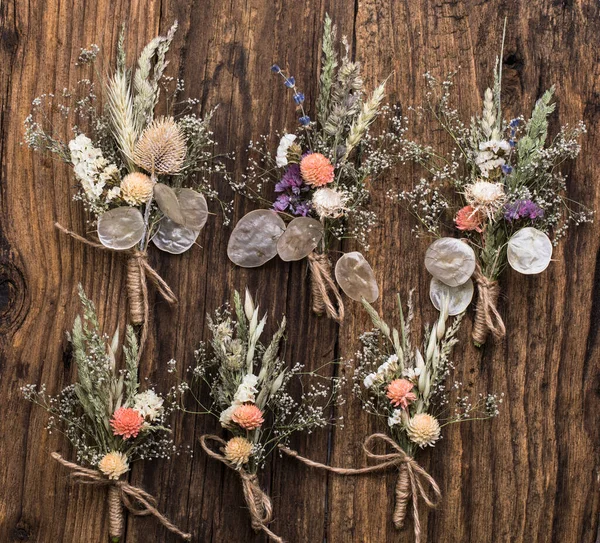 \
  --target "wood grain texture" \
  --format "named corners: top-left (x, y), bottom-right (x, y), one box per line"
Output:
top-left (1, 1), bottom-right (599, 542)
